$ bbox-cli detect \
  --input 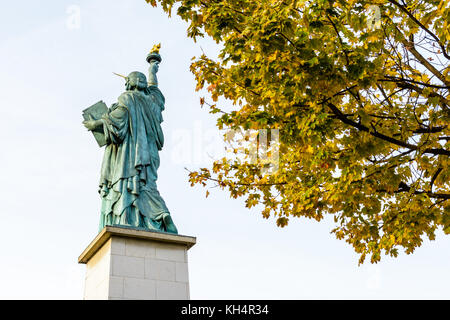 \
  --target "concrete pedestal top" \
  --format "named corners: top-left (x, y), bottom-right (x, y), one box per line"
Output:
top-left (79, 226), bottom-right (196, 300)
